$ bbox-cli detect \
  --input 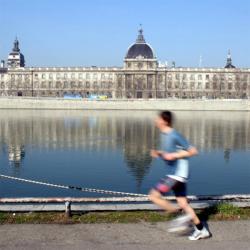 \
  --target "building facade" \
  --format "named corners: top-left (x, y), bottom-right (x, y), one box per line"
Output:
top-left (0, 29), bottom-right (250, 99)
